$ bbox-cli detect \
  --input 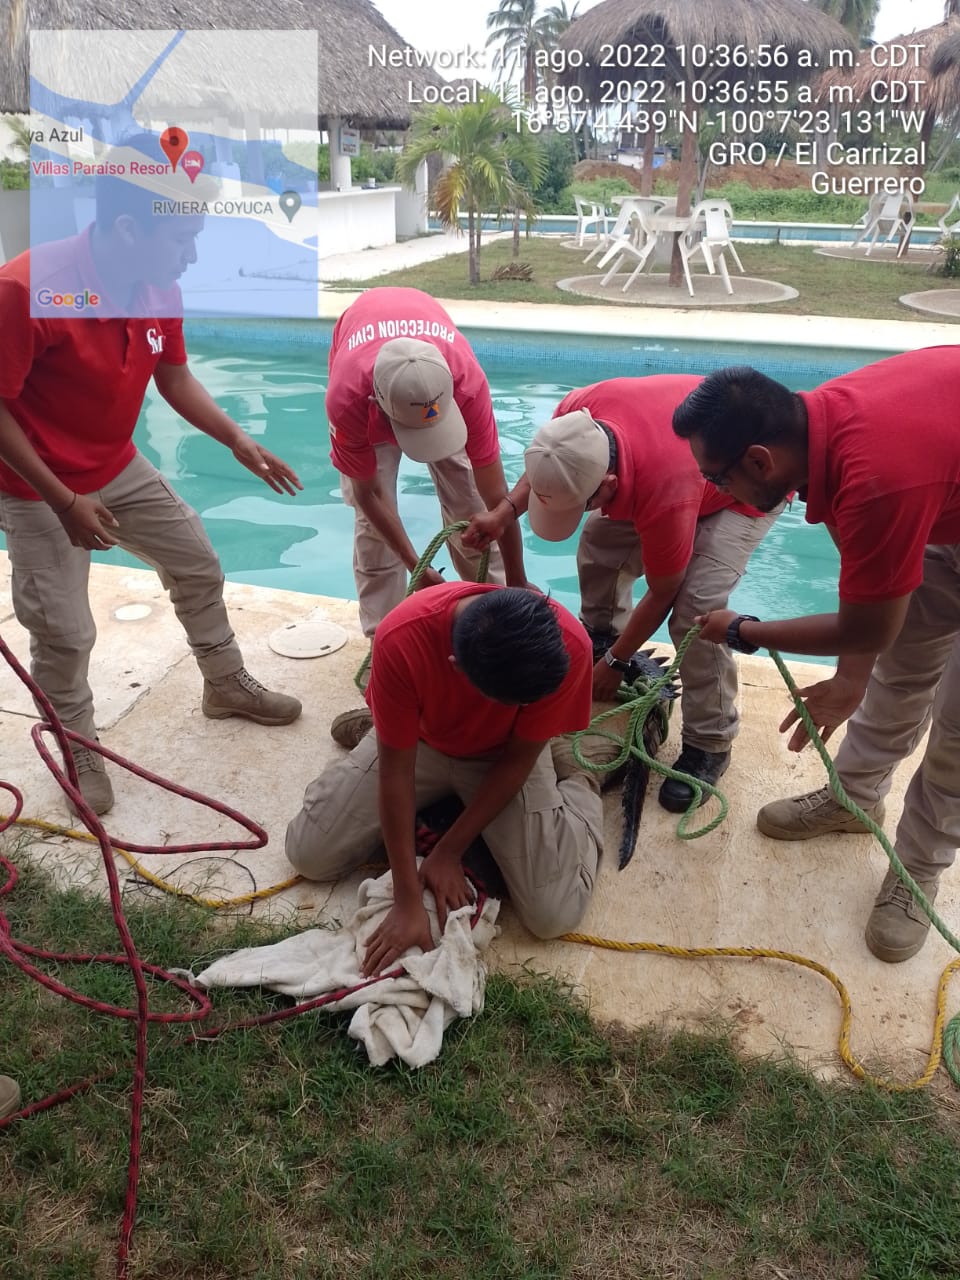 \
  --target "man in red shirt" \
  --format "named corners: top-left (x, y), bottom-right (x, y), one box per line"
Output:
top-left (463, 376), bottom-right (781, 812)
top-left (672, 347), bottom-right (960, 962)
top-left (0, 147), bottom-right (302, 816)
top-left (325, 288), bottom-right (525, 641)
top-left (285, 584), bottom-right (602, 972)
